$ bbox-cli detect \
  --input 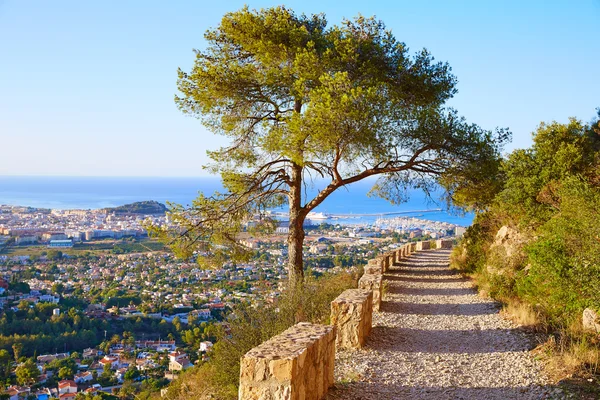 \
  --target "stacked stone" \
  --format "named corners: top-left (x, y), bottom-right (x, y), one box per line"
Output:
top-left (378, 255), bottom-right (389, 273)
top-left (436, 239), bottom-right (453, 249)
top-left (385, 252), bottom-right (395, 271)
top-left (358, 273), bottom-right (383, 311)
top-left (239, 322), bottom-right (336, 400)
top-left (364, 259), bottom-right (383, 275)
top-left (416, 241), bottom-right (431, 251)
top-left (330, 289), bottom-right (373, 349)
top-left (394, 248), bottom-right (403, 264)
top-left (395, 247), bottom-right (403, 263)
top-left (409, 242), bottom-right (417, 252)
